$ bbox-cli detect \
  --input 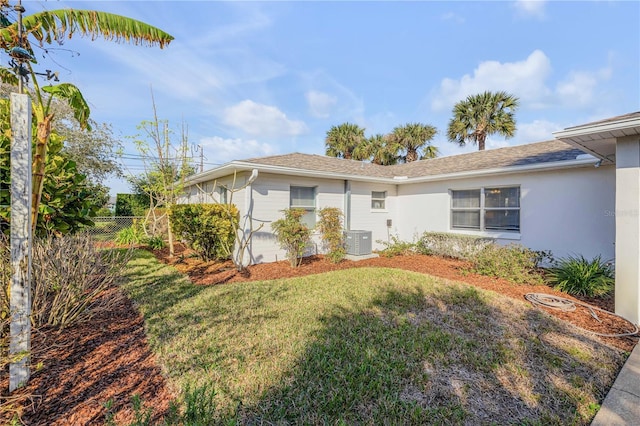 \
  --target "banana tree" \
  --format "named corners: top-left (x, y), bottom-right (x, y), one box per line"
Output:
top-left (0, 9), bottom-right (173, 231)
